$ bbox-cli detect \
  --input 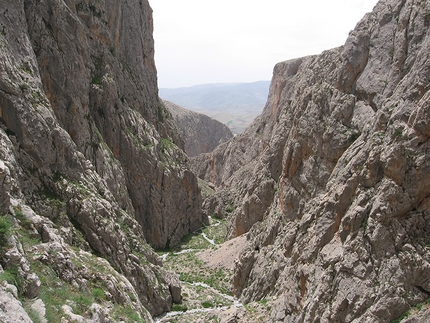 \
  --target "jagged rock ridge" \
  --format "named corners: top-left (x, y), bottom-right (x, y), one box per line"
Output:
top-left (164, 100), bottom-right (233, 157)
top-left (192, 0), bottom-right (430, 322)
top-left (0, 0), bottom-right (206, 320)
